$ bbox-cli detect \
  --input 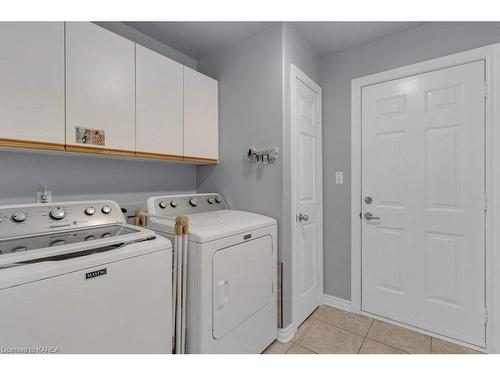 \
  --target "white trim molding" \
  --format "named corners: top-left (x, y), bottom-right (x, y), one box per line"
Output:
top-left (277, 323), bottom-right (297, 344)
top-left (351, 42), bottom-right (500, 353)
top-left (322, 294), bottom-right (352, 312)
